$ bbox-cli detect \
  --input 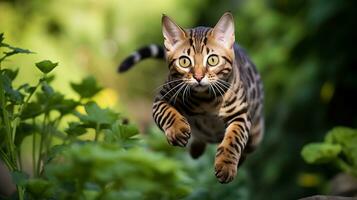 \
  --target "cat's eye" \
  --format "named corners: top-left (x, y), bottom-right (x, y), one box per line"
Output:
top-left (178, 56), bottom-right (191, 68)
top-left (207, 55), bottom-right (219, 67)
